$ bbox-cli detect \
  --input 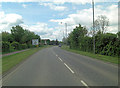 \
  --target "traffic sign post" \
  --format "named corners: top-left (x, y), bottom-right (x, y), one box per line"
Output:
top-left (32, 39), bottom-right (39, 46)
